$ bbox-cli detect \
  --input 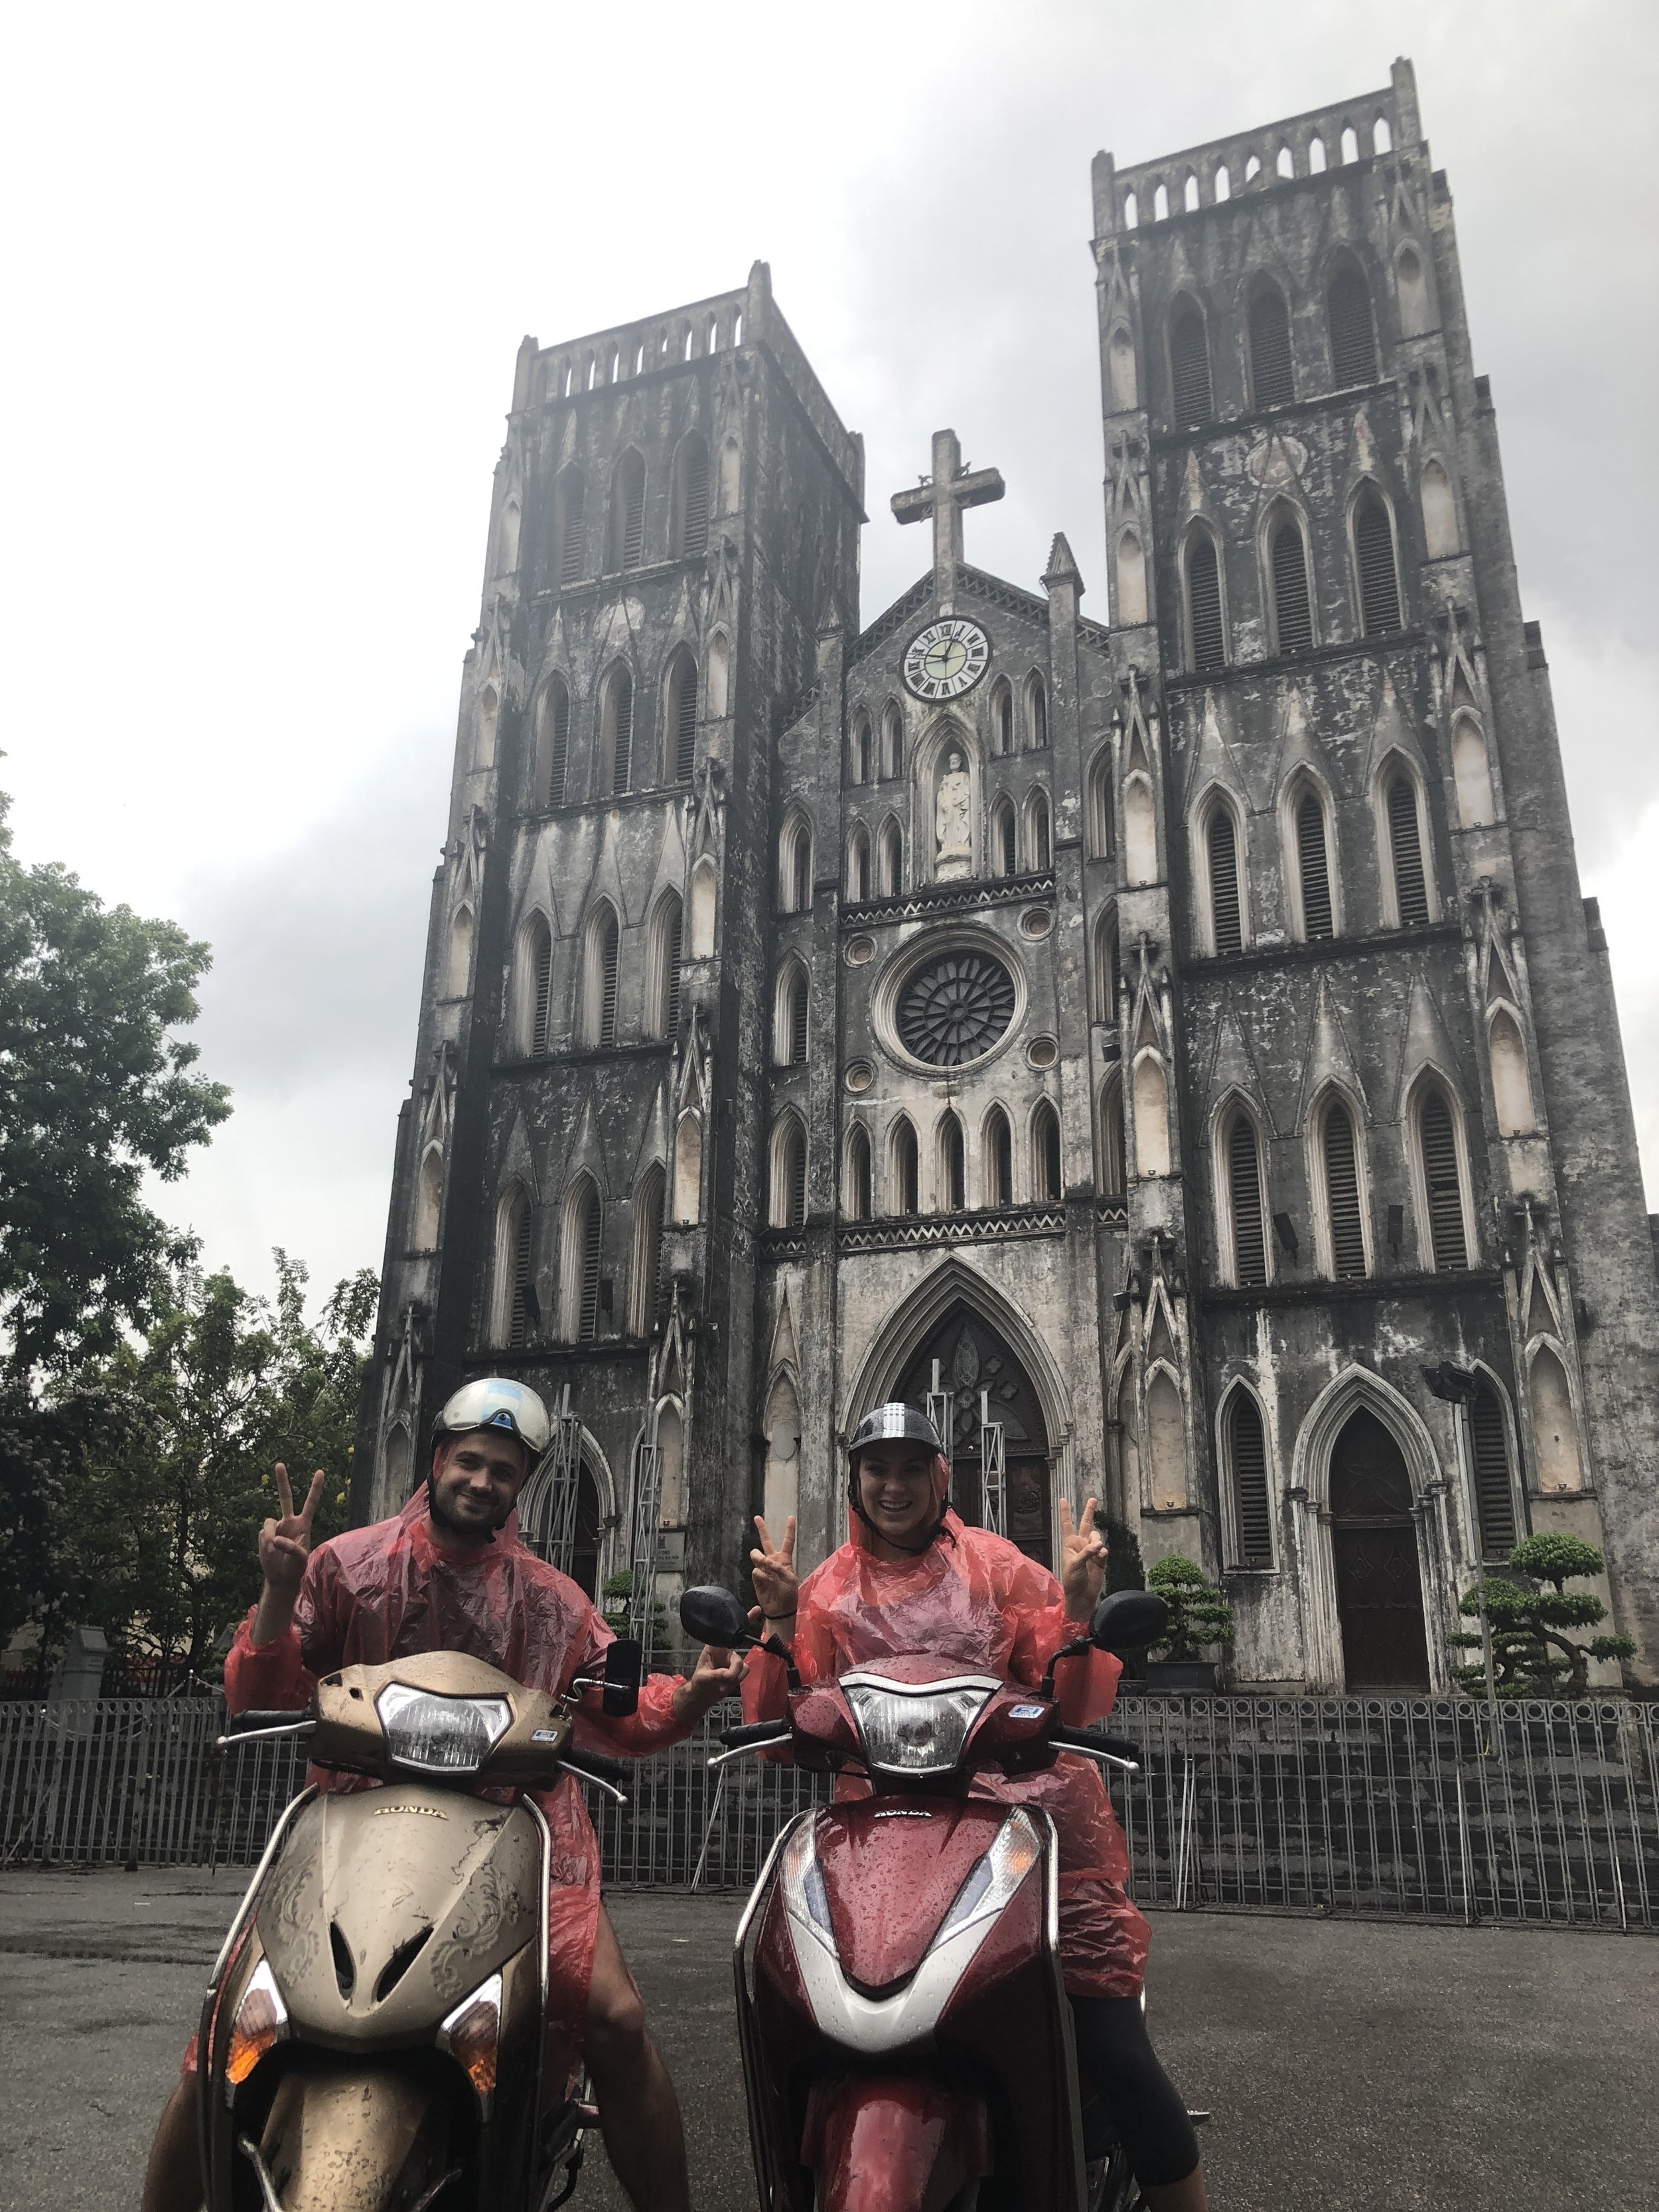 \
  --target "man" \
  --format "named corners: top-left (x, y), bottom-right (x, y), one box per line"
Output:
top-left (743, 1404), bottom-right (1208, 2212)
top-left (142, 1376), bottom-right (743, 2212)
